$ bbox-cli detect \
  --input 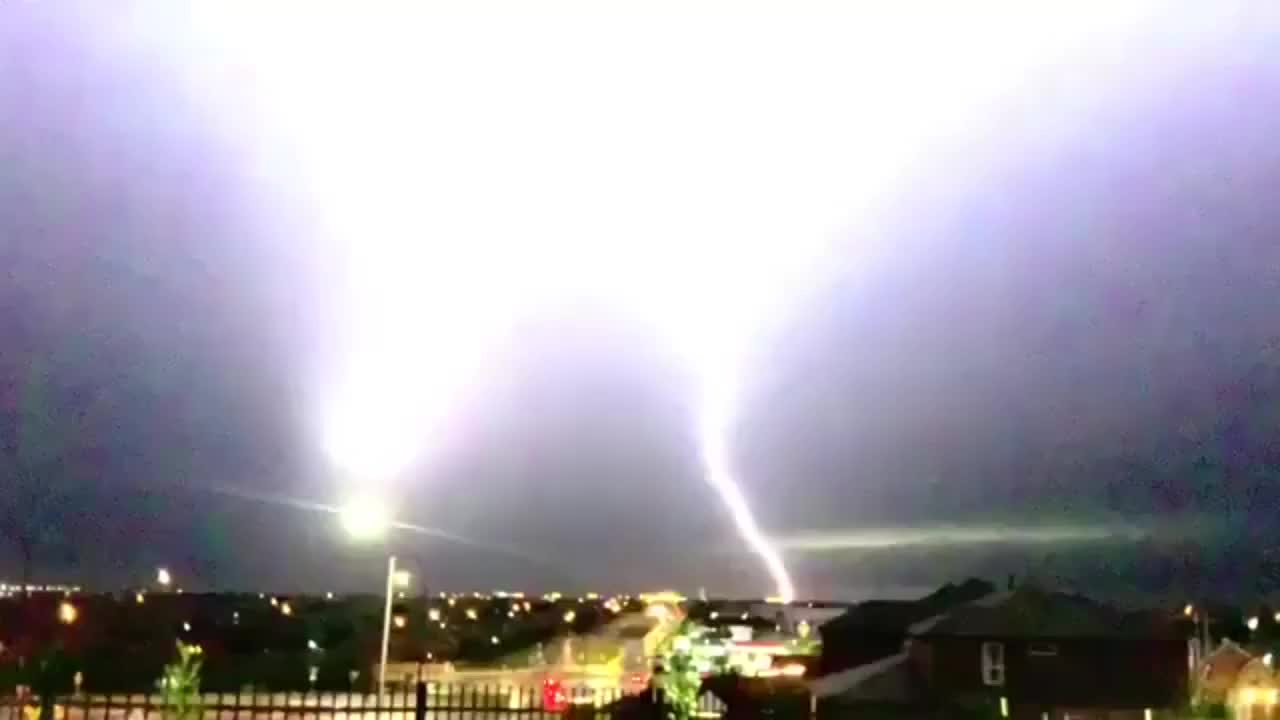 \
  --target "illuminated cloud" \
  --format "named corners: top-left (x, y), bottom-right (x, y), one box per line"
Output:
top-left (773, 524), bottom-right (1150, 553)
top-left (188, 0), bottom-right (1162, 601)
